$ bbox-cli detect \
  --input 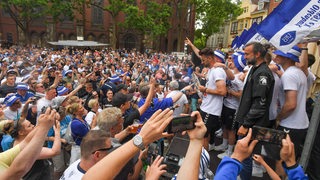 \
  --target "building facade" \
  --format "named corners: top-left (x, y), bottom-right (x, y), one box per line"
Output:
top-left (0, 0), bottom-right (195, 53)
